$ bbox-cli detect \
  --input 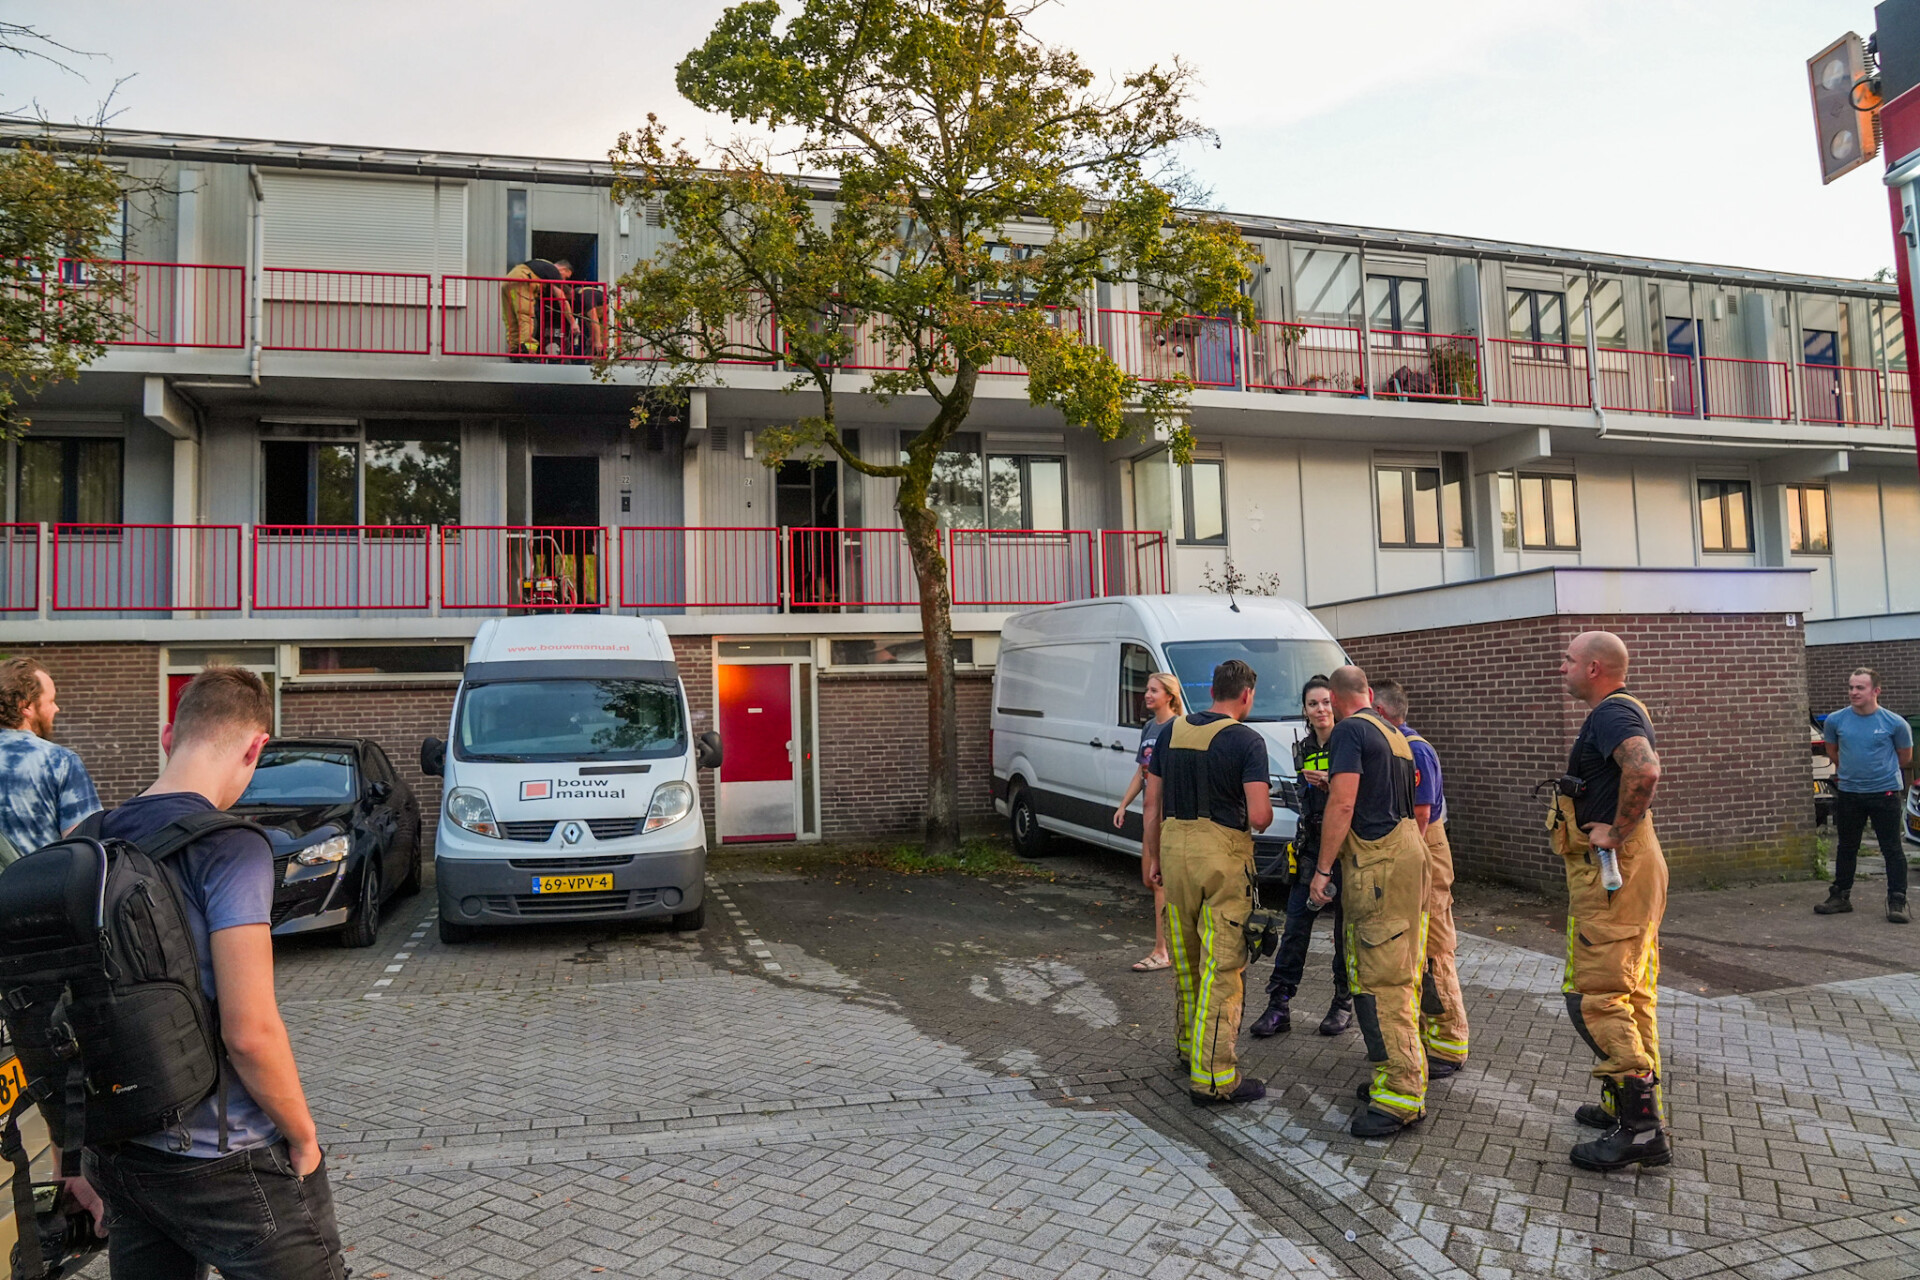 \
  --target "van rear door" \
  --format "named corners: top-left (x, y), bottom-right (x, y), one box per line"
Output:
top-left (996, 639), bottom-right (1118, 846)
